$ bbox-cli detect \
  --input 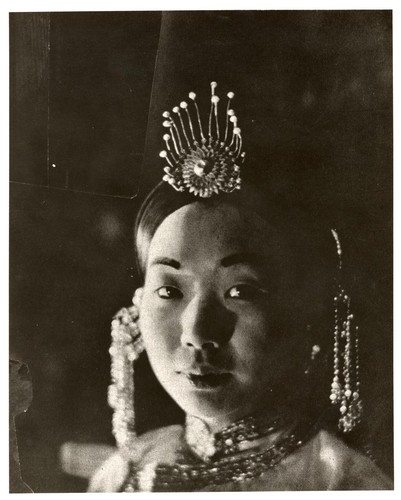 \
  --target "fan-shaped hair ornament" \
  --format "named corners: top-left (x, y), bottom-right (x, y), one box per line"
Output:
top-left (159, 82), bottom-right (245, 198)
